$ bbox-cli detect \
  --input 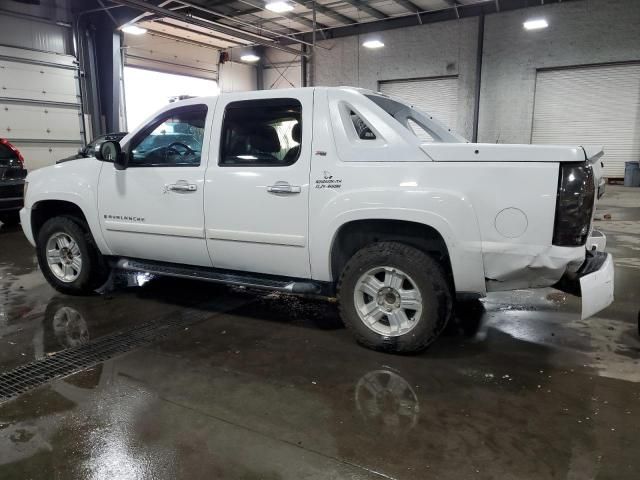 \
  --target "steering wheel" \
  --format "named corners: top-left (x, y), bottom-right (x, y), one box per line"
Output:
top-left (166, 141), bottom-right (195, 155)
